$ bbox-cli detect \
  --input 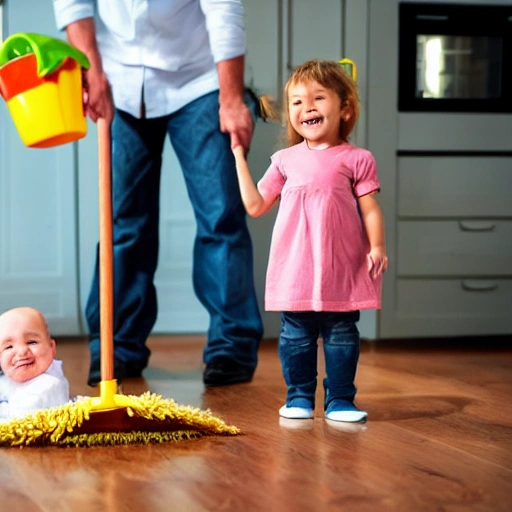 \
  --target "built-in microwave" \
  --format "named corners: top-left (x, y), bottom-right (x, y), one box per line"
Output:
top-left (398, 2), bottom-right (512, 113)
